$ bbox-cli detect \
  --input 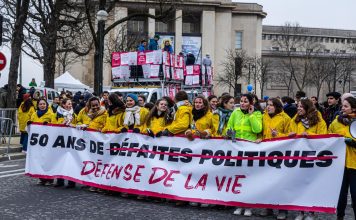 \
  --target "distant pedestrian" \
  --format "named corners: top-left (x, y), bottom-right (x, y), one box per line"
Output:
top-left (163, 40), bottom-right (173, 54)
top-left (16, 84), bottom-right (27, 108)
top-left (148, 34), bottom-right (160, 50)
top-left (29, 78), bottom-right (37, 87)
top-left (186, 52), bottom-right (196, 65)
top-left (137, 40), bottom-right (147, 52)
top-left (0, 84), bottom-right (8, 108)
top-left (202, 53), bottom-right (212, 67)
